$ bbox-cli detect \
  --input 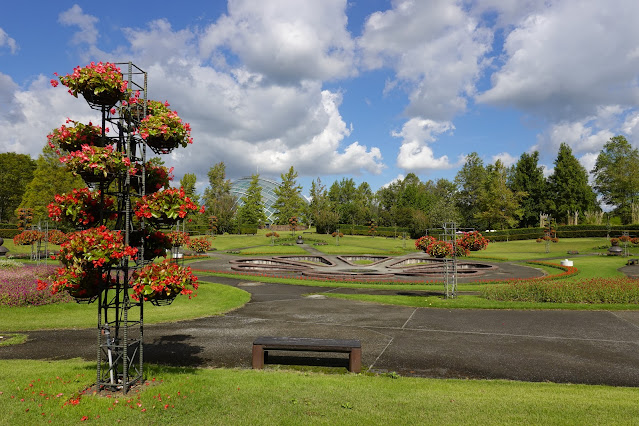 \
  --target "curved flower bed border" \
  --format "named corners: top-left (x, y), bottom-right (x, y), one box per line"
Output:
top-left (192, 260), bottom-right (578, 286)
